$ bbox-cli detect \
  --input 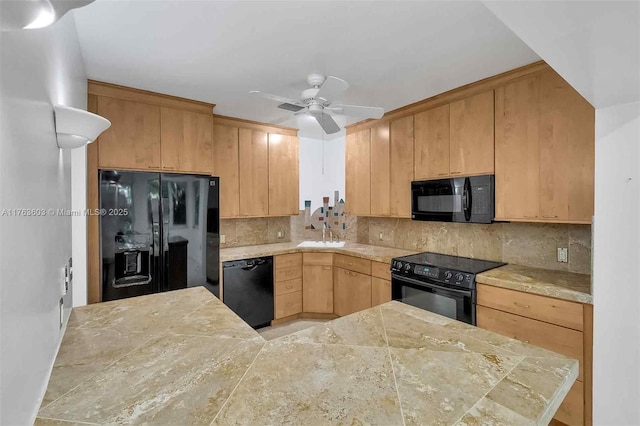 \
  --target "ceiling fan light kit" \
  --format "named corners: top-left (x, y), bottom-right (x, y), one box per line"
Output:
top-left (250, 73), bottom-right (384, 134)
